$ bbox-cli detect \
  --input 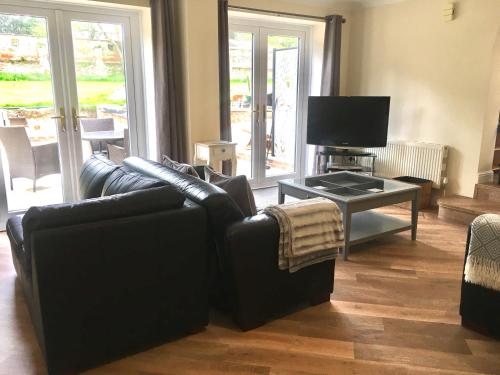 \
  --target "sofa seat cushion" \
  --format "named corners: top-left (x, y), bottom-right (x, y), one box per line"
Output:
top-left (79, 154), bottom-right (119, 199)
top-left (204, 167), bottom-right (257, 217)
top-left (102, 167), bottom-right (166, 196)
